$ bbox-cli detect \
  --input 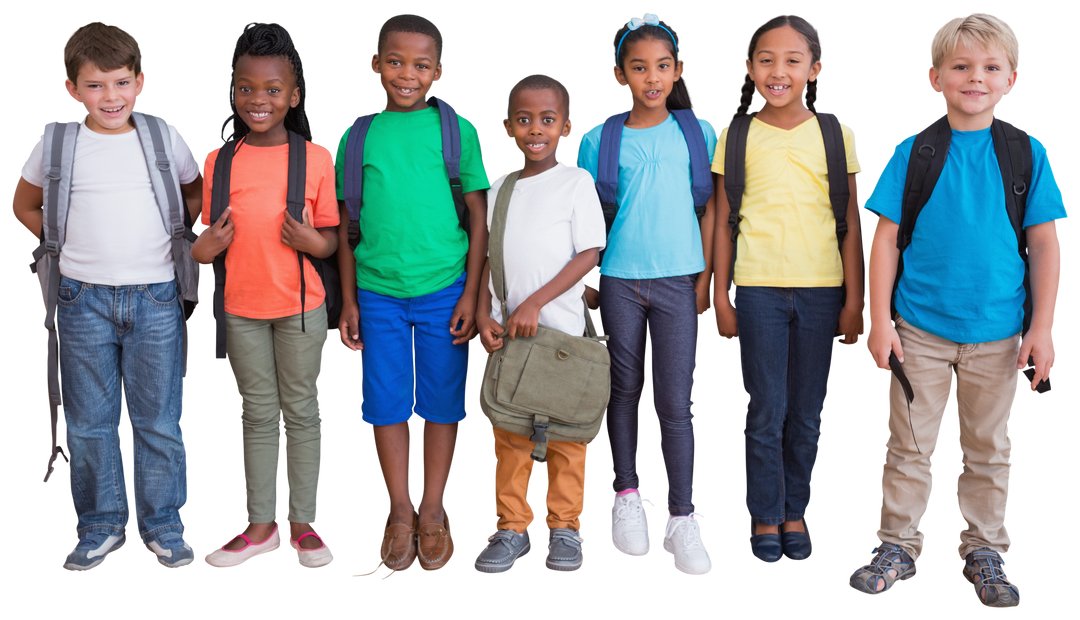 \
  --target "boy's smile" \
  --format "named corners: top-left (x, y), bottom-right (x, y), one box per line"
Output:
top-left (65, 64), bottom-right (143, 135)
top-left (233, 54), bottom-right (300, 147)
top-left (504, 87), bottom-right (571, 178)
top-left (373, 31), bottom-right (441, 113)
top-left (931, 42), bottom-right (1015, 131)
top-left (615, 37), bottom-right (682, 112)
top-left (747, 25), bottom-right (820, 112)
